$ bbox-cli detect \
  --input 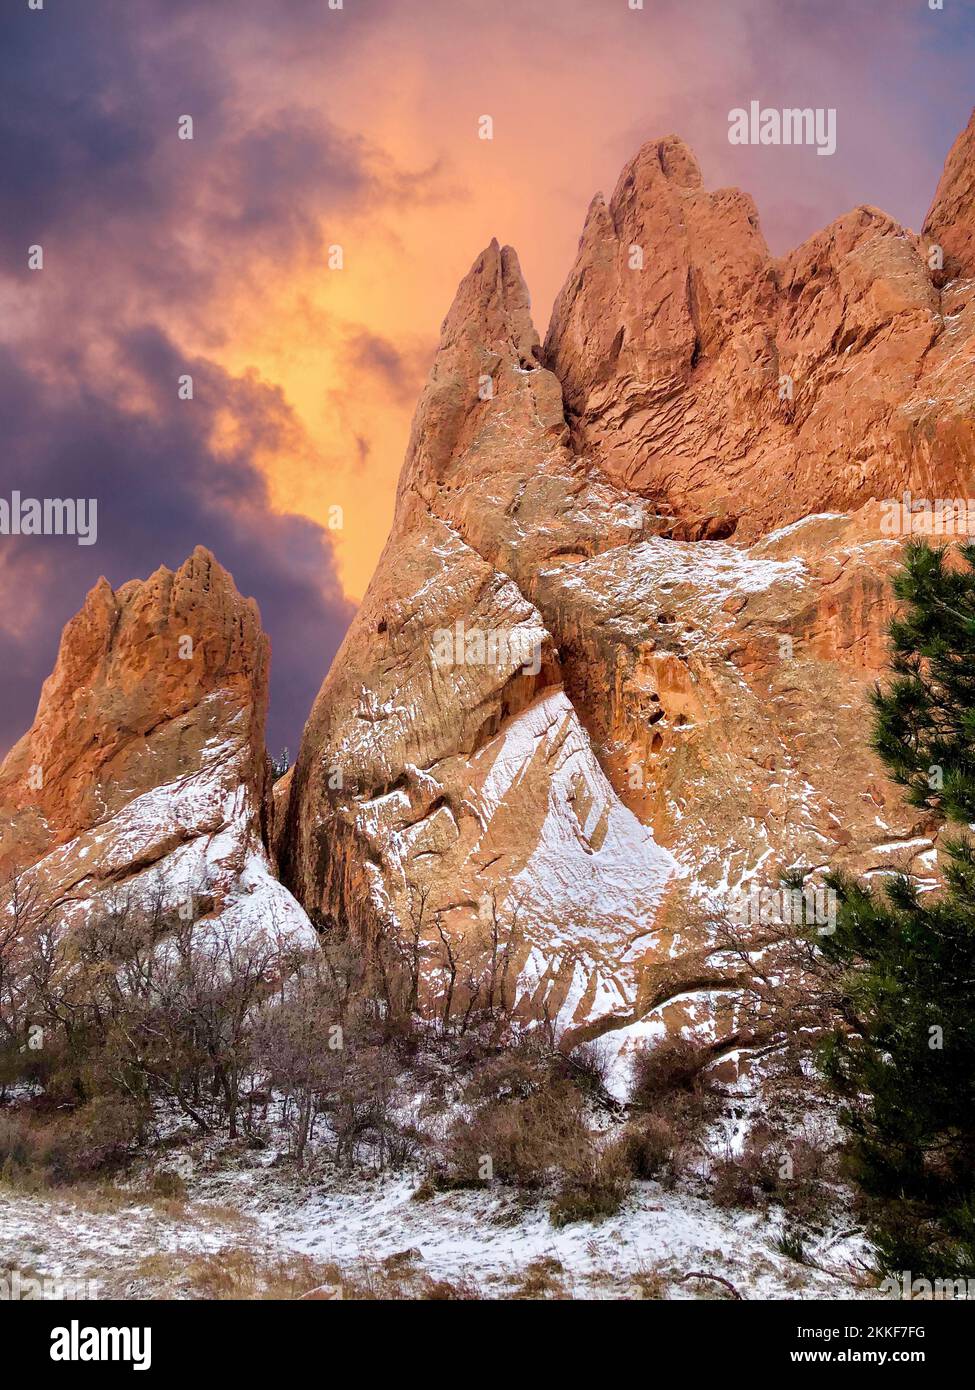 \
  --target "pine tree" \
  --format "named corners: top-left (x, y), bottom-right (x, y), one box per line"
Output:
top-left (871, 539), bottom-right (975, 821)
top-left (816, 540), bottom-right (975, 1280)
